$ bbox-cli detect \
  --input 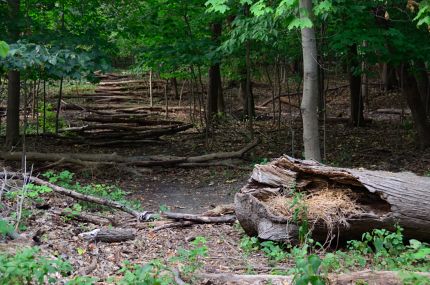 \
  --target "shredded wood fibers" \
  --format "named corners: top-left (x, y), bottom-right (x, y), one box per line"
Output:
top-left (265, 187), bottom-right (363, 229)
